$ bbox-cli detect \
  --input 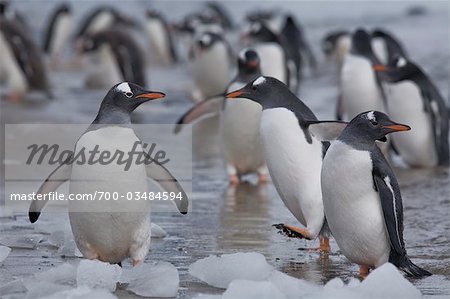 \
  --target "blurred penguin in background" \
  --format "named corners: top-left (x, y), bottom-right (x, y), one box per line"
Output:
top-left (371, 29), bottom-right (408, 65)
top-left (42, 3), bottom-right (73, 67)
top-left (205, 2), bottom-right (234, 31)
top-left (78, 30), bottom-right (147, 89)
top-left (321, 30), bottom-right (351, 69)
top-left (190, 31), bottom-right (232, 101)
top-left (0, 19), bottom-right (50, 101)
top-left (0, 0), bottom-right (28, 30)
top-left (144, 9), bottom-right (178, 65)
